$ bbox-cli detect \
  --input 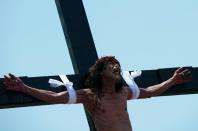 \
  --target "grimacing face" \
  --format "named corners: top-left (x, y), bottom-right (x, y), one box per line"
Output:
top-left (101, 61), bottom-right (121, 81)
